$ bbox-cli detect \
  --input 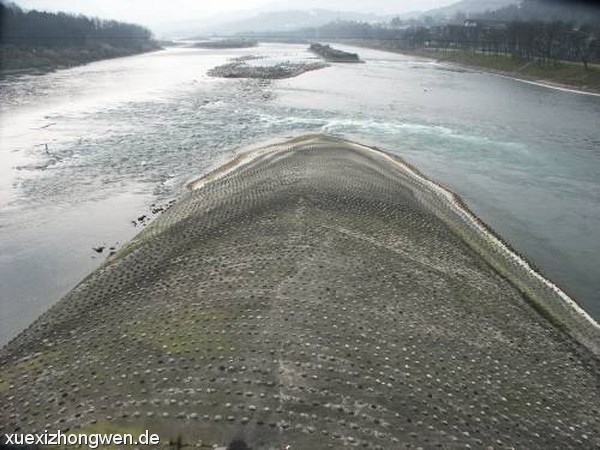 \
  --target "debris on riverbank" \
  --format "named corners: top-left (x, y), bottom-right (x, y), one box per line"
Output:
top-left (91, 199), bottom-right (177, 259)
top-left (130, 199), bottom-right (177, 228)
